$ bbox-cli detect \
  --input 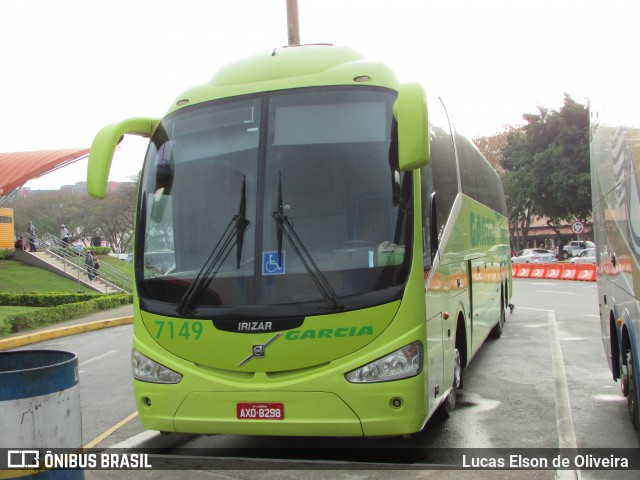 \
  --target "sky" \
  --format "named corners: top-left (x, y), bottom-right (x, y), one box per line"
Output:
top-left (2, 0), bottom-right (637, 189)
